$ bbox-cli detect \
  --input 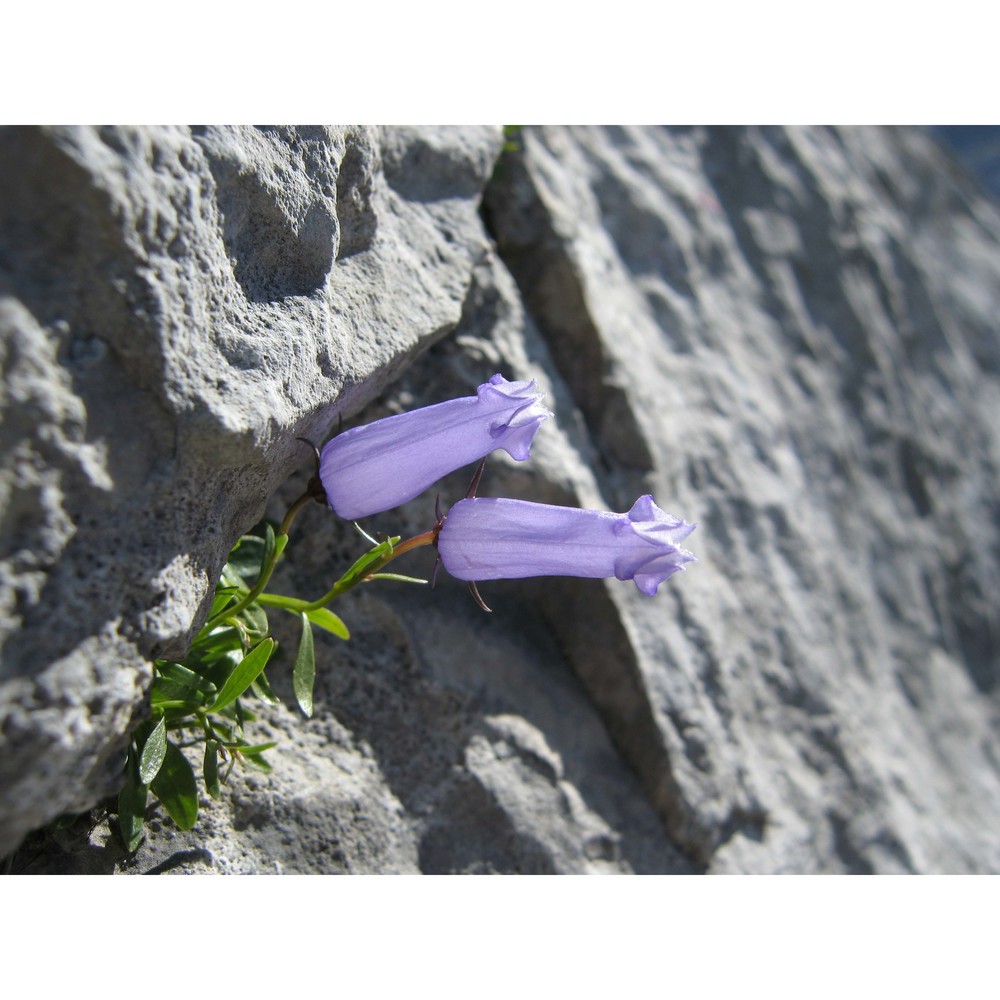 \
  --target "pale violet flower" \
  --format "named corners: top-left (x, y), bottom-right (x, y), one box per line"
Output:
top-left (438, 494), bottom-right (696, 595)
top-left (319, 374), bottom-right (551, 519)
